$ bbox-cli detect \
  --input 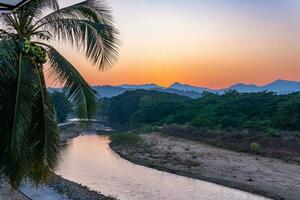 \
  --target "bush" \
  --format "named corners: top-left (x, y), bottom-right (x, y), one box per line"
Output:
top-left (151, 125), bottom-right (161, 132)
top-left (139, 125), bottom-right (153, 133)
top-left (265, 128), bottom-right (280, 137)
top-left (110, 132), bottom-right (142, 146)
top-left (161, 123), bottom-right (194, 135)
top-left (250, 142), bottom-right (261, 154)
